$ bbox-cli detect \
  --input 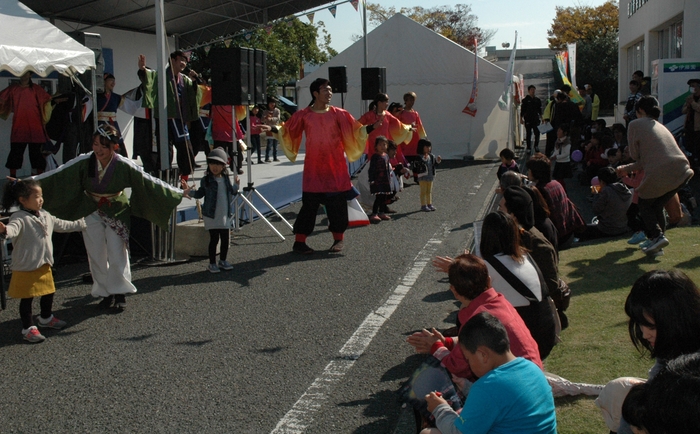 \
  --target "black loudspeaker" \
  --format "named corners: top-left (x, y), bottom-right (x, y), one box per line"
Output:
top-left (361, 67), bottom-right (386, 100)
top-left (328, 66), bottom-right (347, 93)
top-left (210, 47), bottom-right (254, 105)
top-left (253, 49), bottom-right (267, 105)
